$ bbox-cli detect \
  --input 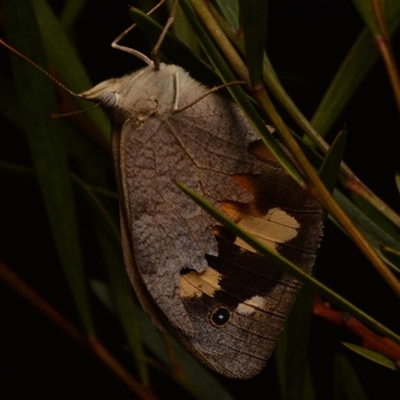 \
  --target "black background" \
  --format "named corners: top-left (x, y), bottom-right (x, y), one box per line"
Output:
top-left (1, 0), bottom-right (400, 399)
